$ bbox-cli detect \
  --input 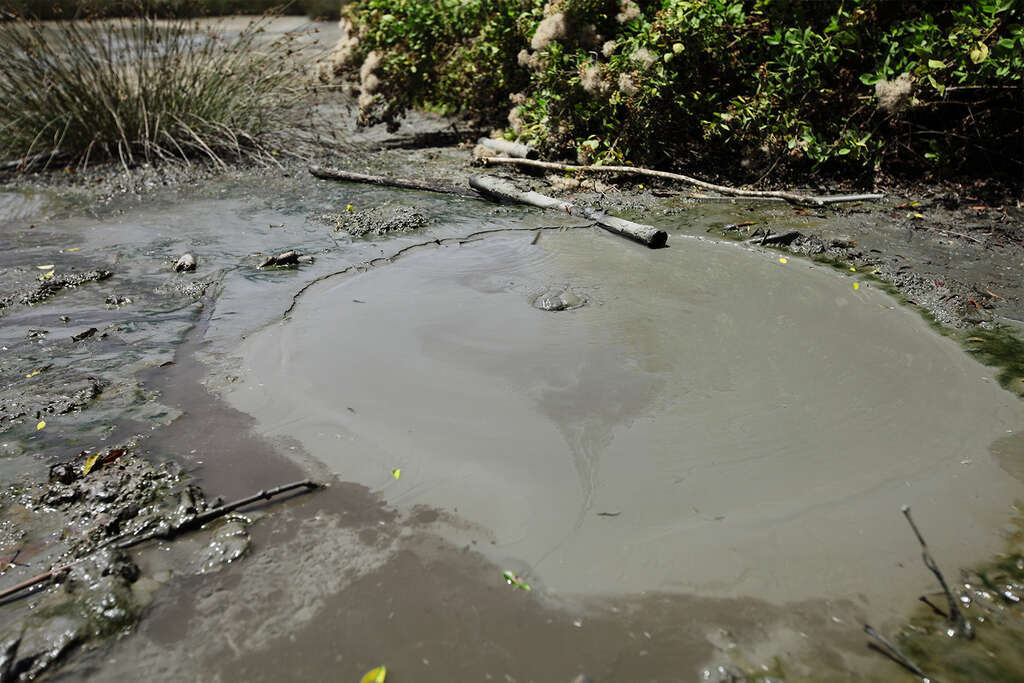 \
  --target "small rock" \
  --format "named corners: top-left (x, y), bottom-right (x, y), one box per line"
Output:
top-left (532, 286), bottom-right (587, 311)
top-left (104, 295), bottom-right (132, 308)
top-left (197, 519), bottom-right (251, 573)
top-left (258, 250), bottom-right (301, 269)
top-left (173, 253), bottom-right (196, 272)
top-left (71, 327), bottom-right (98, 342)
top-left (49, 462), bottom-right (79, 485)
